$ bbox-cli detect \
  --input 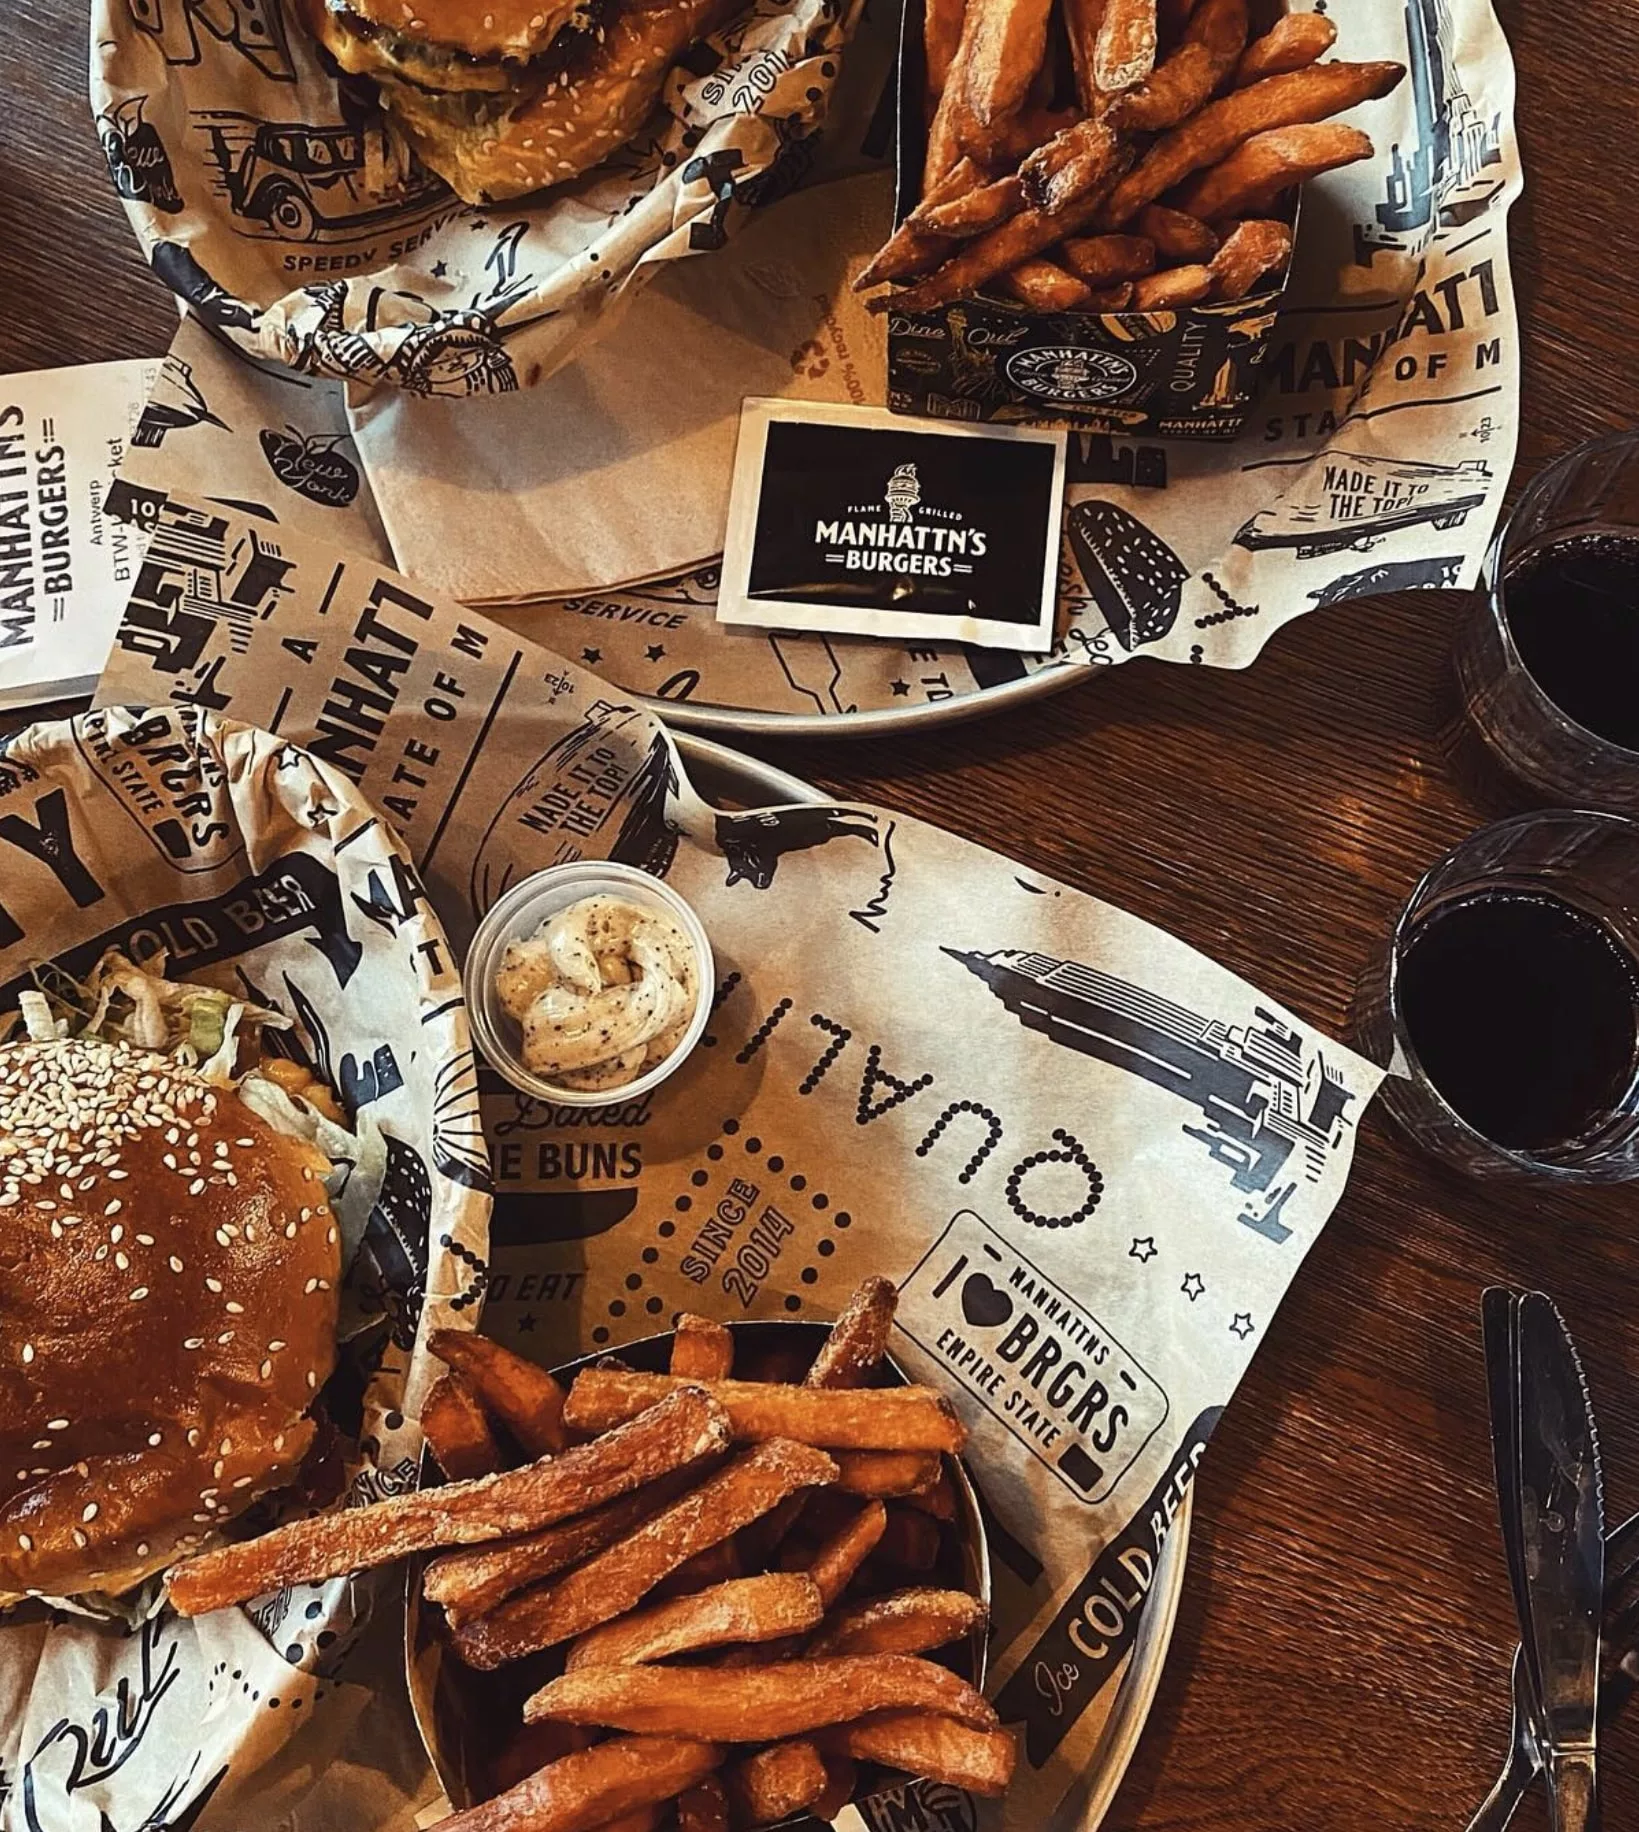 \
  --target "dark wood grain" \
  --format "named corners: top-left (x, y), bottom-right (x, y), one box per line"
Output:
top-left (4, 3), bottom-right (1639, 1828)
